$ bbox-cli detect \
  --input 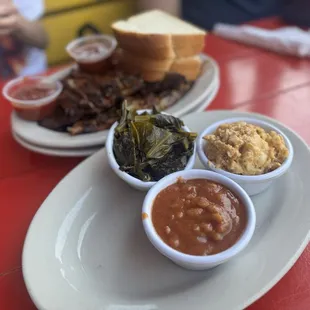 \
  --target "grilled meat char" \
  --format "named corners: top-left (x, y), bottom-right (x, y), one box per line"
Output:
top-left (39, 70), bottom-right (192, 135)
